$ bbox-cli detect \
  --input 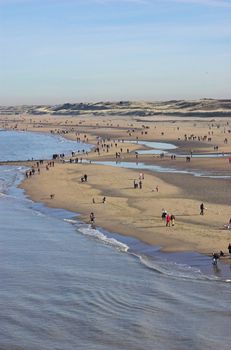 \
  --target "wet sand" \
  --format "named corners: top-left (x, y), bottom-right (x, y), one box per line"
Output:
top-left (1, 113), bottom-right (231, 257)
